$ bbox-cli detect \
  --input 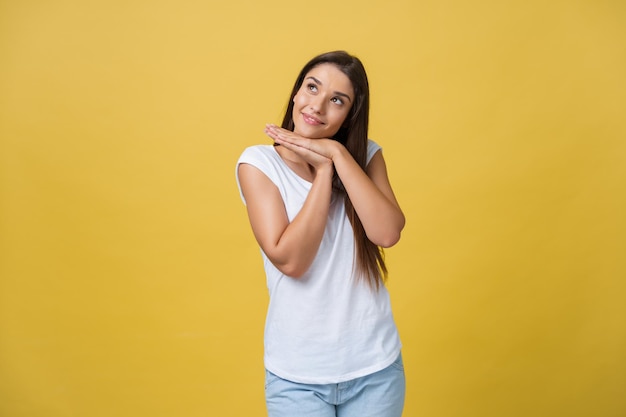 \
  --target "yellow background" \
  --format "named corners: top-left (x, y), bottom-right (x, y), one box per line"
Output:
top-left (1, 0), bottom-right (625, 416)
